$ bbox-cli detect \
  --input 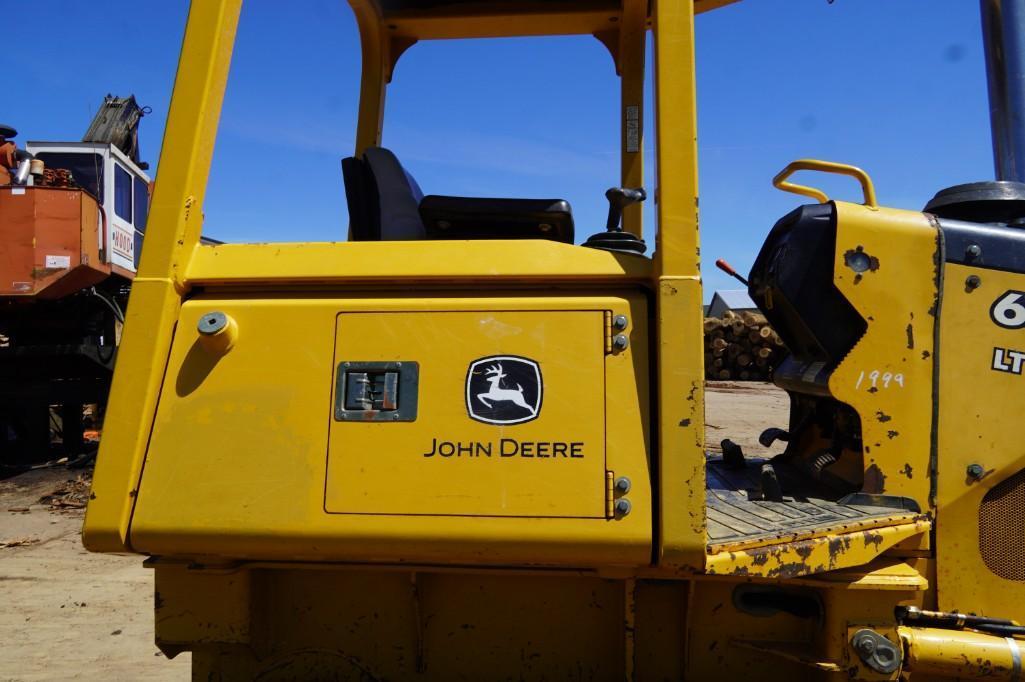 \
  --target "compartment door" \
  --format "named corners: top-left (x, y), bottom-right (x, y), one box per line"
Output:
top-left (325, 310), bottom-right (607, 518)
